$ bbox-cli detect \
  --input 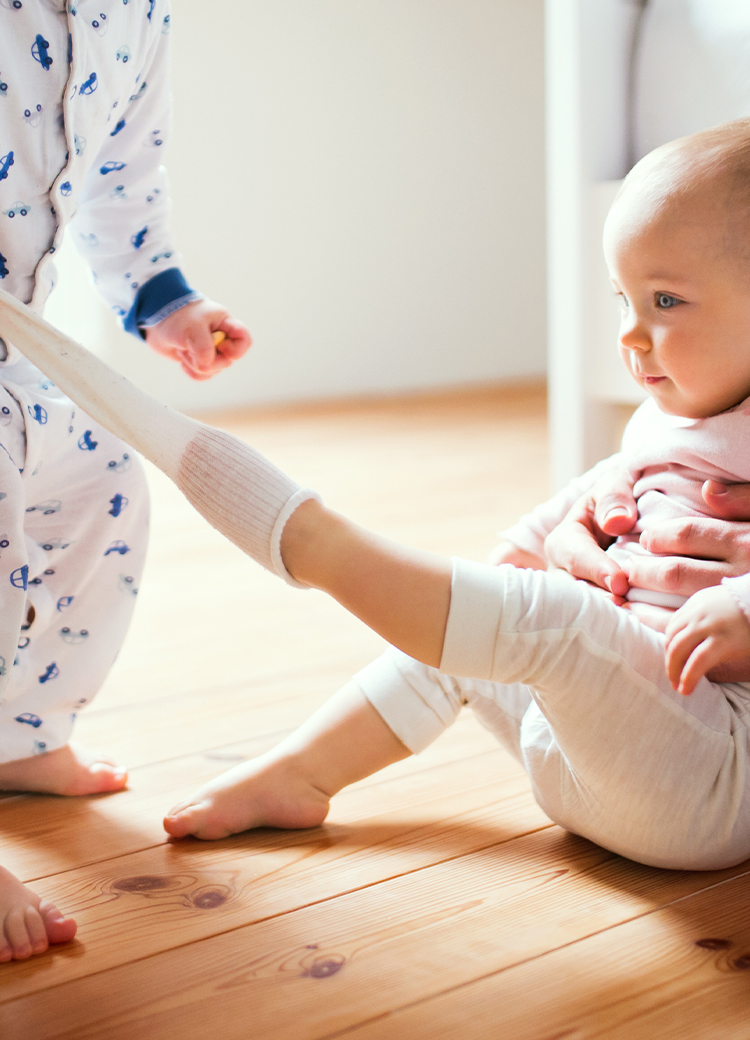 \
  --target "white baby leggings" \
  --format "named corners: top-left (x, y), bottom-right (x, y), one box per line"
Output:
top-left (355, 562), bottom-right (750, 871)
